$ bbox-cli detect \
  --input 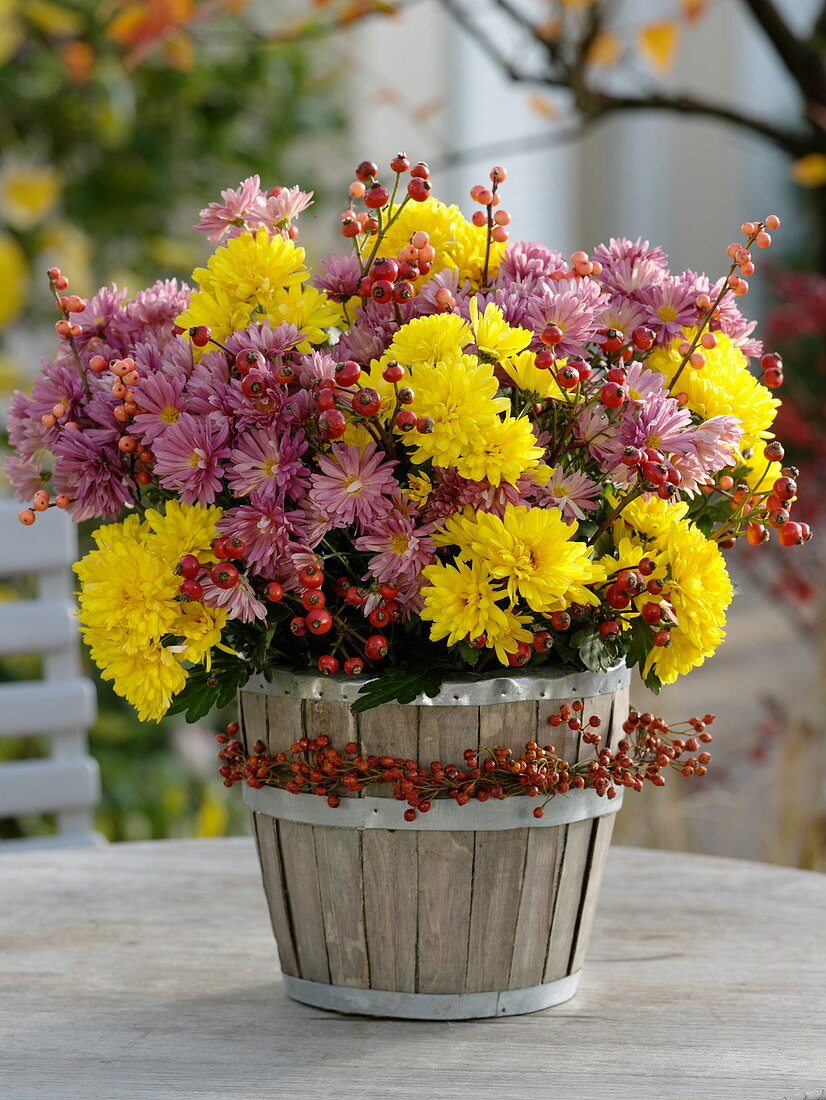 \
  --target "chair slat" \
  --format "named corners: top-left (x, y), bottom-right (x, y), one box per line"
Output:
top-left (0, 600), bottom-right (77, 657)
top-left (0, 679), bottom-right (96, 737)
top-left (0, 502), bottom-right (77, 576)
top-left (0, 756), bottom-right (100, 816)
